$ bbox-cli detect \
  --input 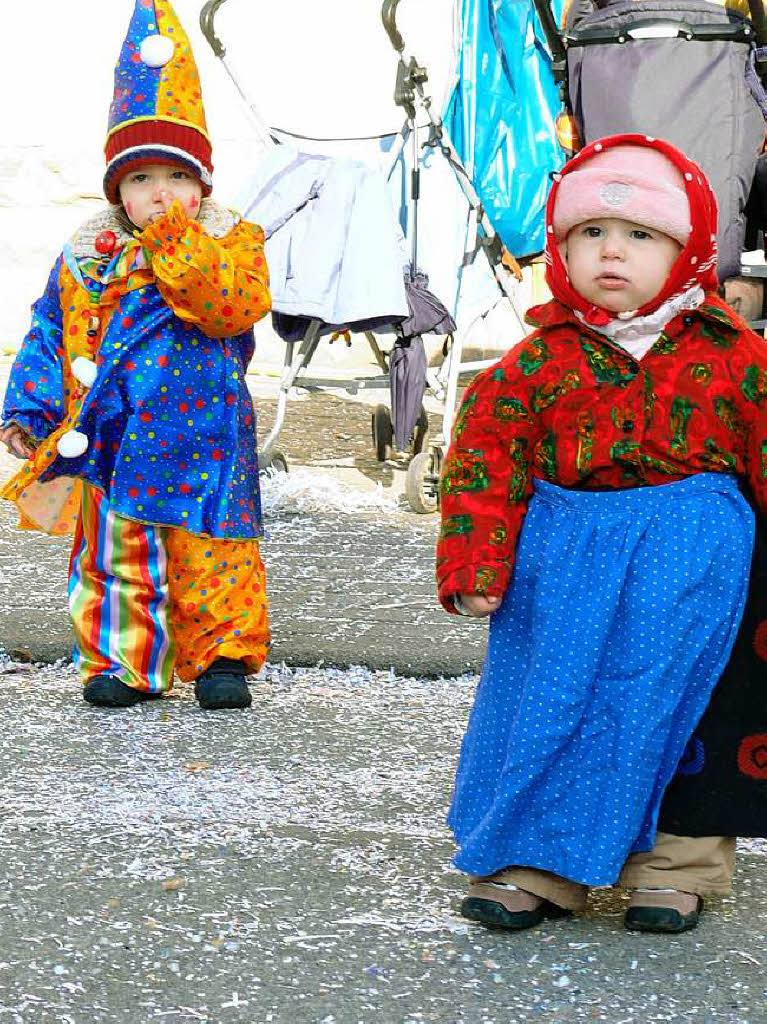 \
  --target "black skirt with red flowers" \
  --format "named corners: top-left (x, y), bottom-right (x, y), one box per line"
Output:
top-left (659, 494), bottom-right (767, 837)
